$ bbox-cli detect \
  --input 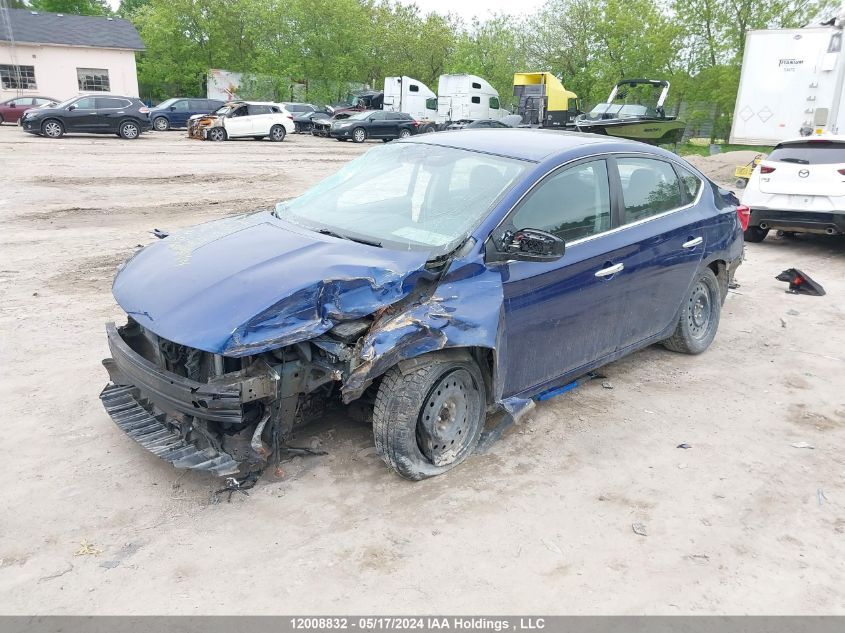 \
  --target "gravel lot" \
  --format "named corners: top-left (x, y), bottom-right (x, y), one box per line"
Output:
top-left (1, 126), bottom-right (843, 615)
